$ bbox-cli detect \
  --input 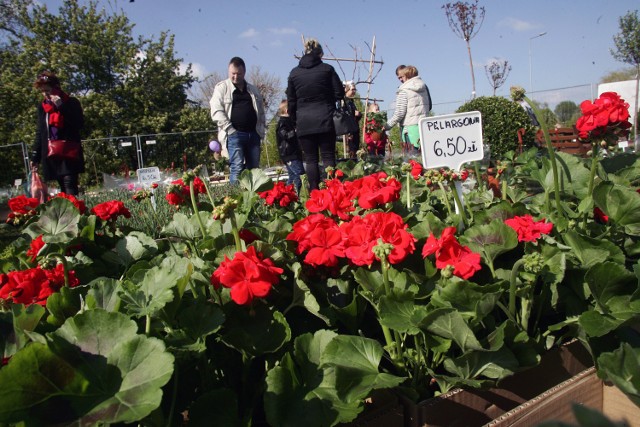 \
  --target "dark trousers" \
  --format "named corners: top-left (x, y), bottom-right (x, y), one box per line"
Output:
top-left (57, 174), bottom-right (79, 195)
top-left (298, 131), bottom-right (336, 190)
